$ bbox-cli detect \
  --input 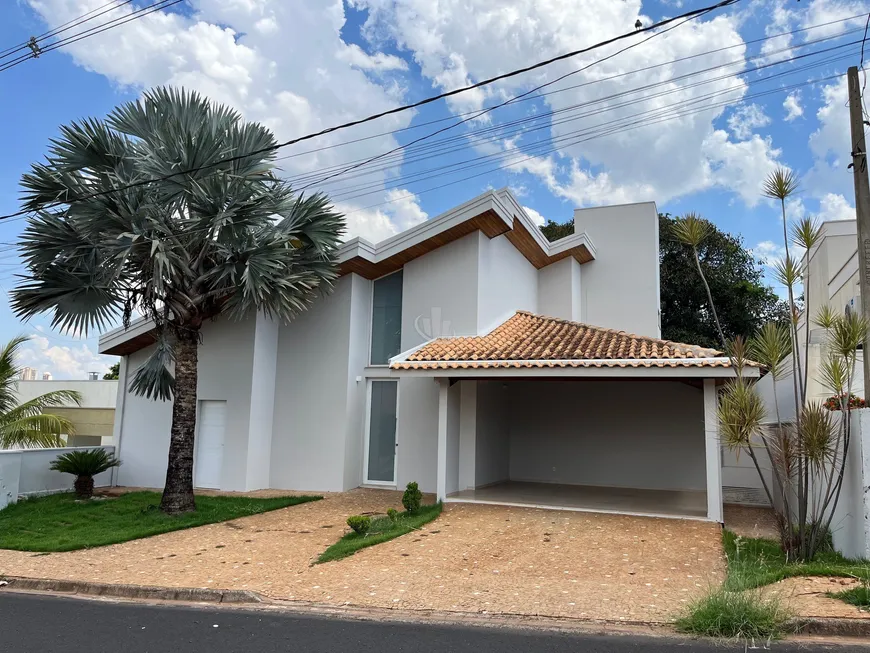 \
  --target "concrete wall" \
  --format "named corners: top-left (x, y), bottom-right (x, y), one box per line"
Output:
top-left (477, 232), bottom-right (538, 332)
top-left (507, 380), bottom-right (705, 491)
top-left (246, 313), bottom-right (279, 490)
top-left (721, 444), bottom-right (773, 506)
top-left (538, 257), bottom-right (582, 322)
top-left (396, 233), bottom-right (482, 493)
top-left (832, 408), bottom-right (870, 559)
top-left (0, 446), bottom-right (115, 509)
top-left (271, 277), bottom-right (354, 492)
top-left (475, 380), bottom-right (511, 487)
top-left (343, 274), bottom-right (373, 490)
top-left (573, 202), bottom-right (660, 337)
top-left (446, 382), bottom-right (461, 496)
top-left (15, 380), bottom-right (118, 407)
